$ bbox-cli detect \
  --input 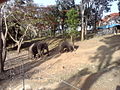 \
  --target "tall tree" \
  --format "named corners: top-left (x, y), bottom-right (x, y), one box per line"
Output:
top-left (56, 0), bottom-right (75, 36)
top-left (0, 1), bottom-right (13, 72)
top-left (0, 0), bottom-right (8, 74)
top-left (80, 0), bottom-right (116, 41)
top-left (0, 4), bottom-right (3, 72)
top-left (65, 8), bottom-right (79, 46)
top-left (38, 5), bottom-right (59, 37)
top-left (6, 0), bottom-right (37, 53)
